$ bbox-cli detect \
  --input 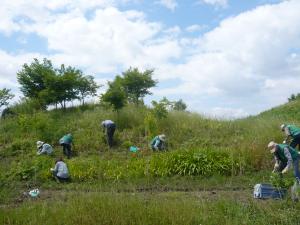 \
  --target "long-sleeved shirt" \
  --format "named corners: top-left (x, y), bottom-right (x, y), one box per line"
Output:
top-left (59, 134), bottom-right (73, 145)
top-left (101, 120), bottom-right (115, 128)
top-left (53, 161), bottom-right (69, 178)
top-left (37, 143), bottom-right (53, 155)
top-left (274, 147), bottom-right (293, 171)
